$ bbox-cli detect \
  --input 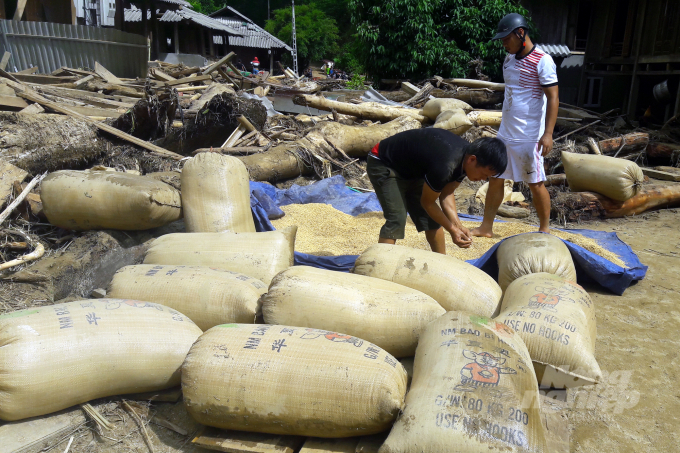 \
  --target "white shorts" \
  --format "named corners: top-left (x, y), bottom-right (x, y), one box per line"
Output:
top-left (498, 141), bottom-right (546, 183)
